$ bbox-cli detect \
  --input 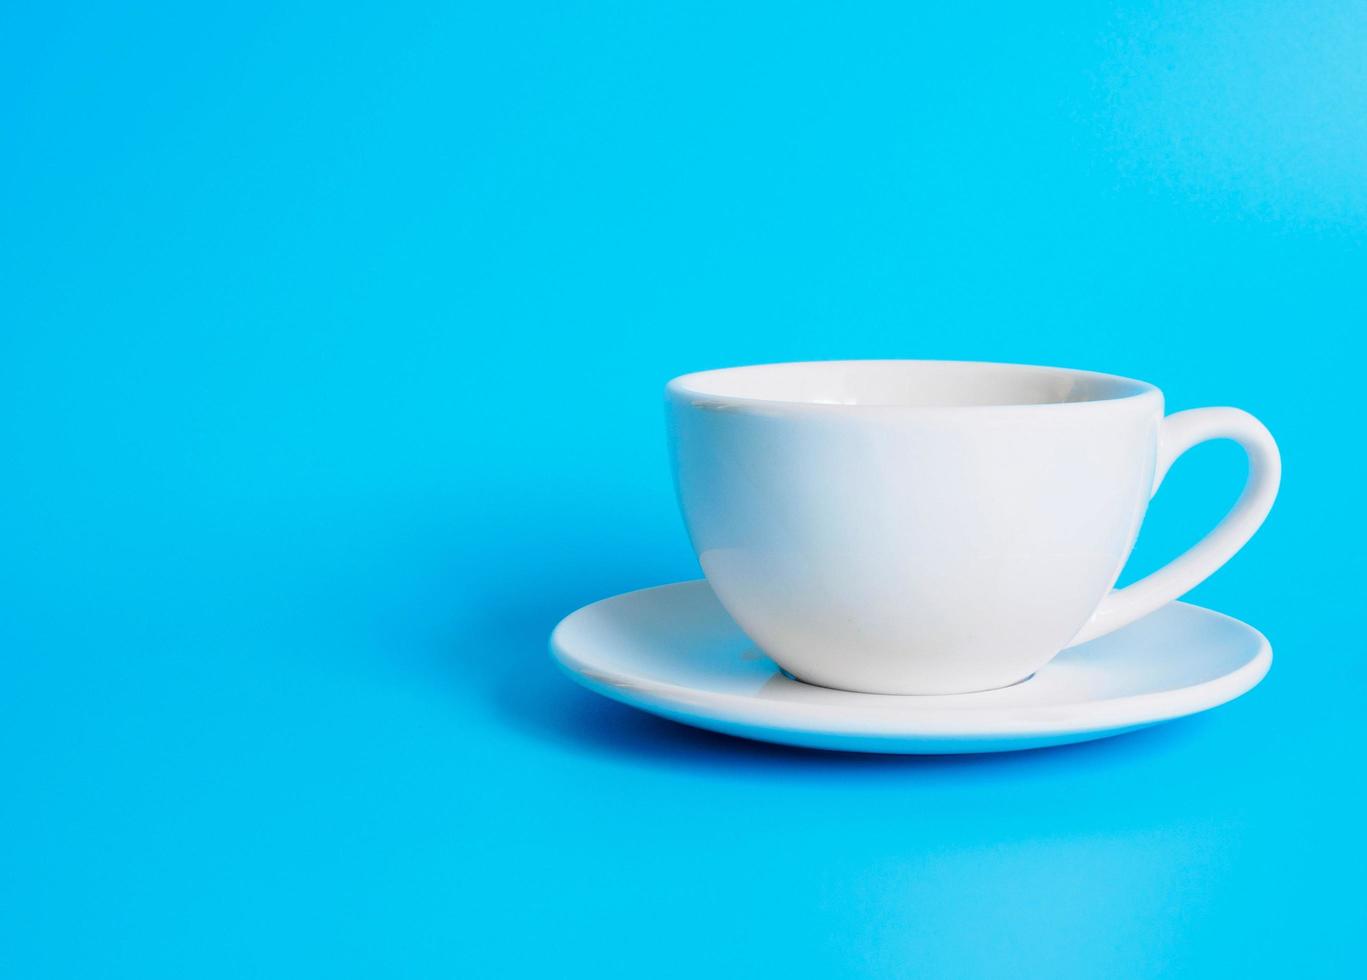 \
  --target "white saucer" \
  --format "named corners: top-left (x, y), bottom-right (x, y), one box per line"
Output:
top-left (549, 580), bottom-right (1272, 754)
